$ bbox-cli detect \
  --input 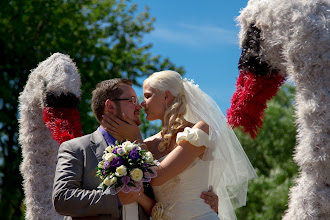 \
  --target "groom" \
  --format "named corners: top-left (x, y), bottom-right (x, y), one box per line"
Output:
top-left (53, 78), bottom-right (217, 219)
